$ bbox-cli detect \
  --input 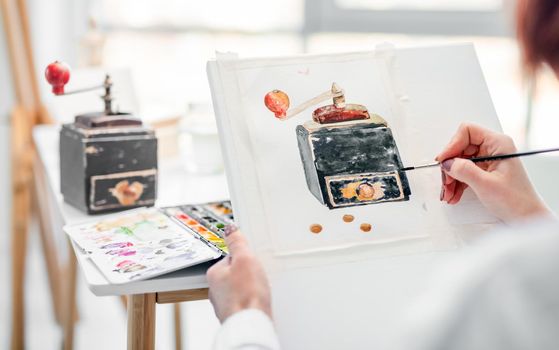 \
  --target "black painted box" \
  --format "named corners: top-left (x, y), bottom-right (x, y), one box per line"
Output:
top-left (296, 115), bottom-right (411, 209)
top-left (60, 120), bottom-right (158, 214)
